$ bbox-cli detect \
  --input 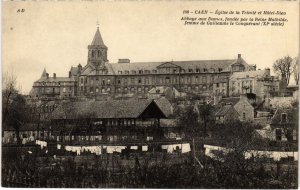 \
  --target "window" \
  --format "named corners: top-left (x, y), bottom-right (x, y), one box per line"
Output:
top-left (166, 77), bottom-right (170, 83)
top-left (63, 88), bottom-right (66, 92)
top-left (96, 77), bottom-right (99, 81)
top-left (243, 112), bottom-right (246, 120)
top-left (139, 70), bottom-right (143, 74)
top-left (152, 70), bottom-right (157, 74)
top-left (107, 79), bottom-right (110, 84)
top-left (203, 68), bottom-right (207, 72)
top-left (138, 87), bottom-right (142, 93)
top-left (281, 113), bottom-right (287, 123)
top-left (202, 76), bottom-right (207, 83)
top-left (118, 71), bottom-right (122, 74)
top-left (125, 70), bottom-right (129, 74)
top-left (216, 83), bottom-right (219, 87)
top-left (188, 69), bottom-right (193, 73)
top-left (138, 79), bottom-right (142, 84)
top-left (81, 78), bottom-right (84, 83)
top-left (118, 79), bottom-right (121, 84)
top-left (90, 87), bottom-right (94, 93)
top-left (218, 68), bottom-right (223, 72)
top-left (102, 80), bottom-right (105, 85)
top-left (131, 78), bottom-right (135, 84)
top-left (196, 69), bottom-right (200, 73)
top-left (276, 129), bottom-right (282, 141)
top-left (96, 87), bottom-right (99, 93)
top-left (132, 70), bottom-right (136, 74)
top-left (107, 87), bottom-right (111, 92)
